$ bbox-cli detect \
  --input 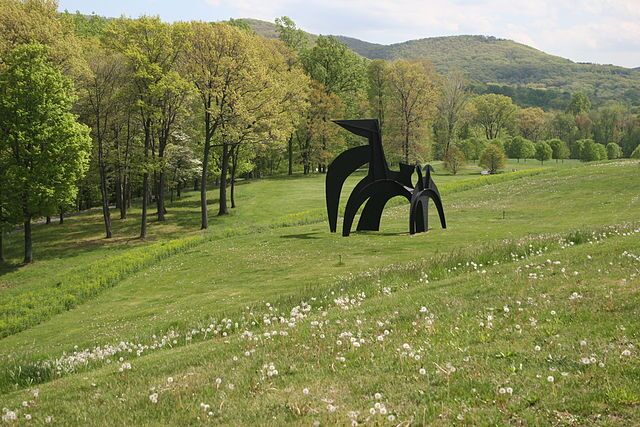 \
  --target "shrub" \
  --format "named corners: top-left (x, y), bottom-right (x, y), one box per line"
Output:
top-left (479, 144), bottom-right (506, 173)
top-left (580, 139), bottom-right (599, 162)
top-left (605, 143), bottom-right (621, 160)
top-left (547, 138), bottom-right (569, 163)
top-left (535, 141), bottom-right (552, 165)
top-left (443, 145), bottom-right (466, 175)
top-left (631, 145), bottom-right (640, 159)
